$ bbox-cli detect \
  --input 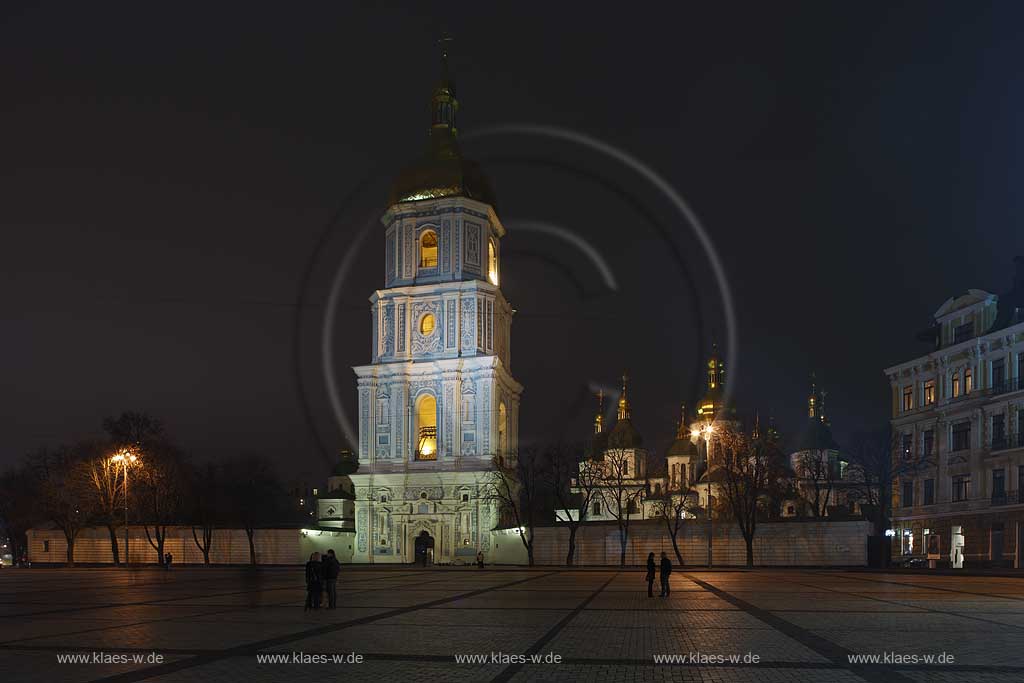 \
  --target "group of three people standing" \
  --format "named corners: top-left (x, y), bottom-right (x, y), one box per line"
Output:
top-left (304, 549), bottom-right (341, 610)
top-left (645, 551), bottom-right (672, 597)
